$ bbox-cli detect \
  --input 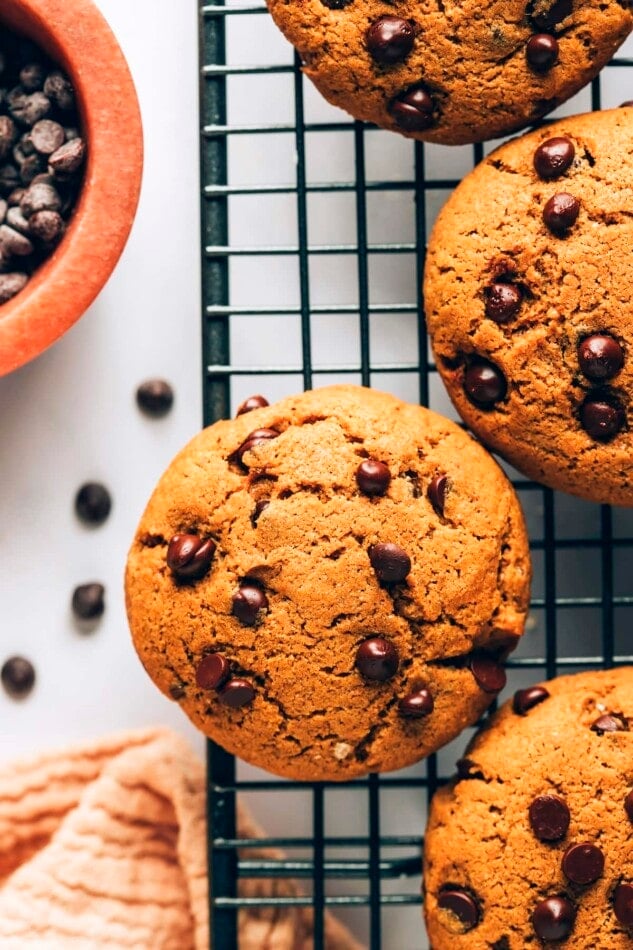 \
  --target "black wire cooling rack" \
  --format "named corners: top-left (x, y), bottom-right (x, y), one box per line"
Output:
top-left (199, 4), bottom-right (633, 945)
